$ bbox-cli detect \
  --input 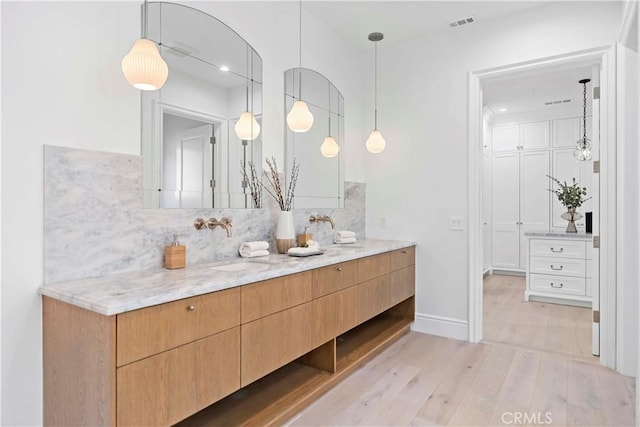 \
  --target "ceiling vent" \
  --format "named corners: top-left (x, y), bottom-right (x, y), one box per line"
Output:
top-left (544, 99), bottom-right (572, 106)
top-left (449, 17), bottom-right (475, 28)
